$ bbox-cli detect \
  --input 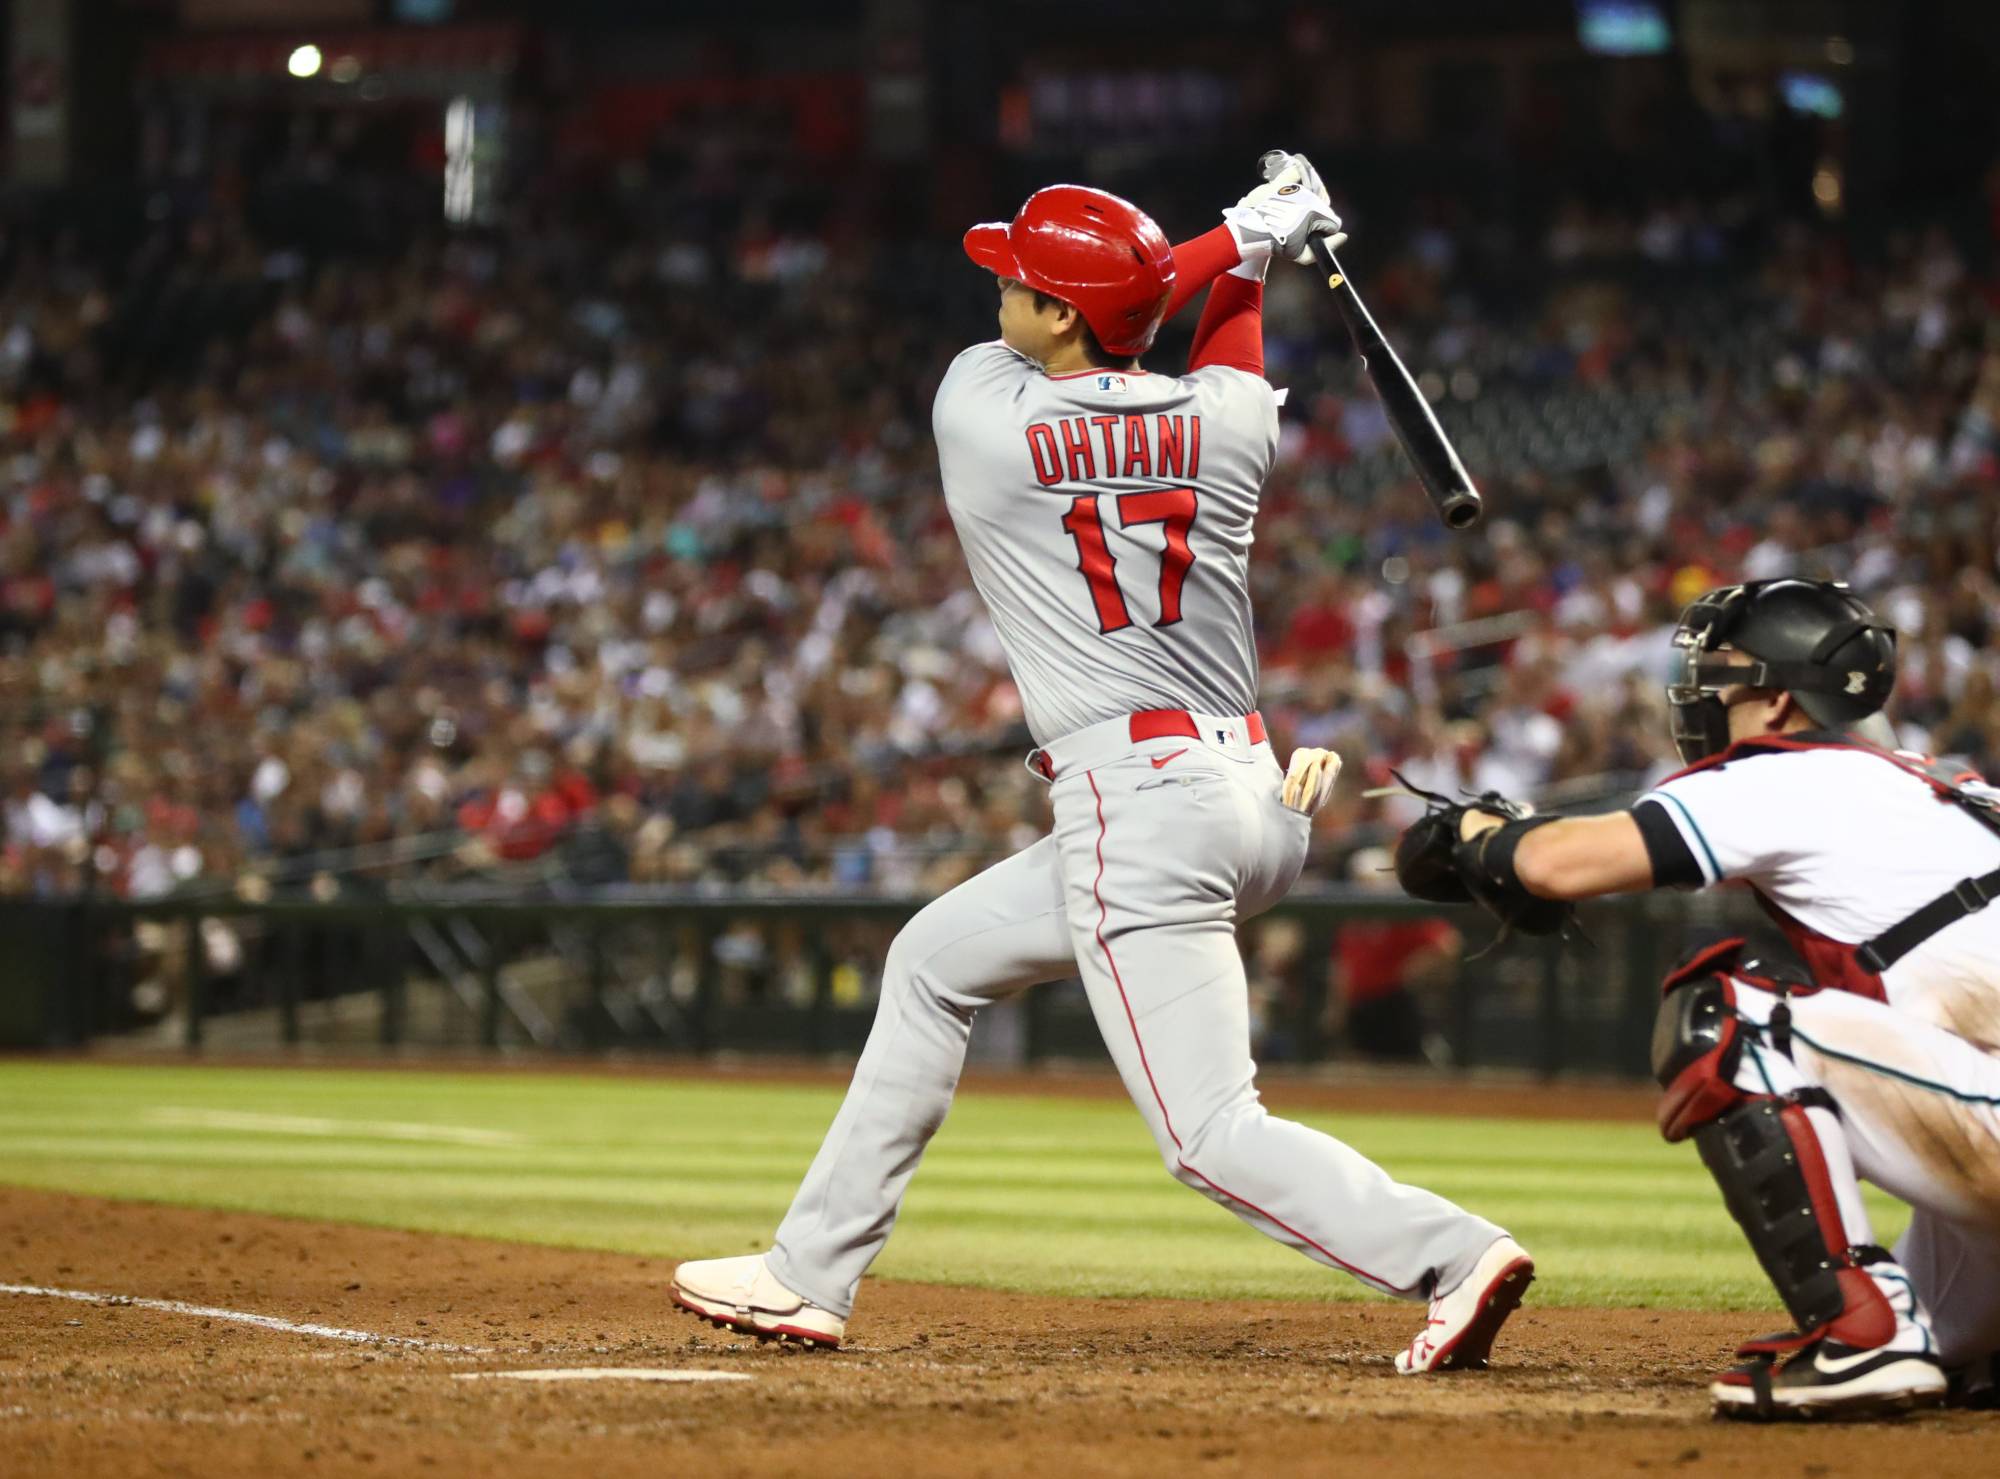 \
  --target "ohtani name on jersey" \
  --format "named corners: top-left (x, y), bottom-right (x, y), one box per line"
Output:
top-left (1024, 414), bottom-right (1202, 486)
